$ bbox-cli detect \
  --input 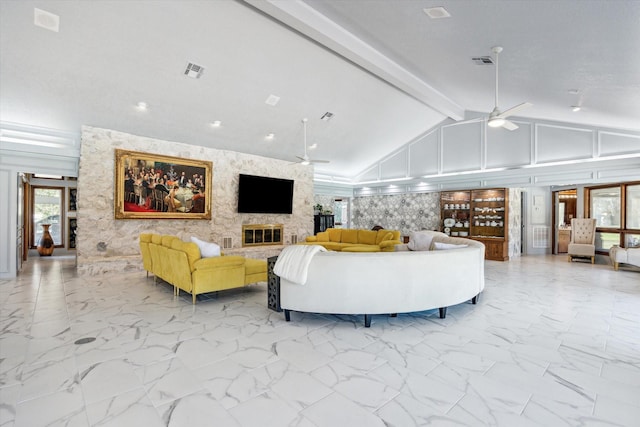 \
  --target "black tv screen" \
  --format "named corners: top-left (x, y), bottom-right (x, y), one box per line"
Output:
top-left (237, 174), bottom-right (294, 214)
